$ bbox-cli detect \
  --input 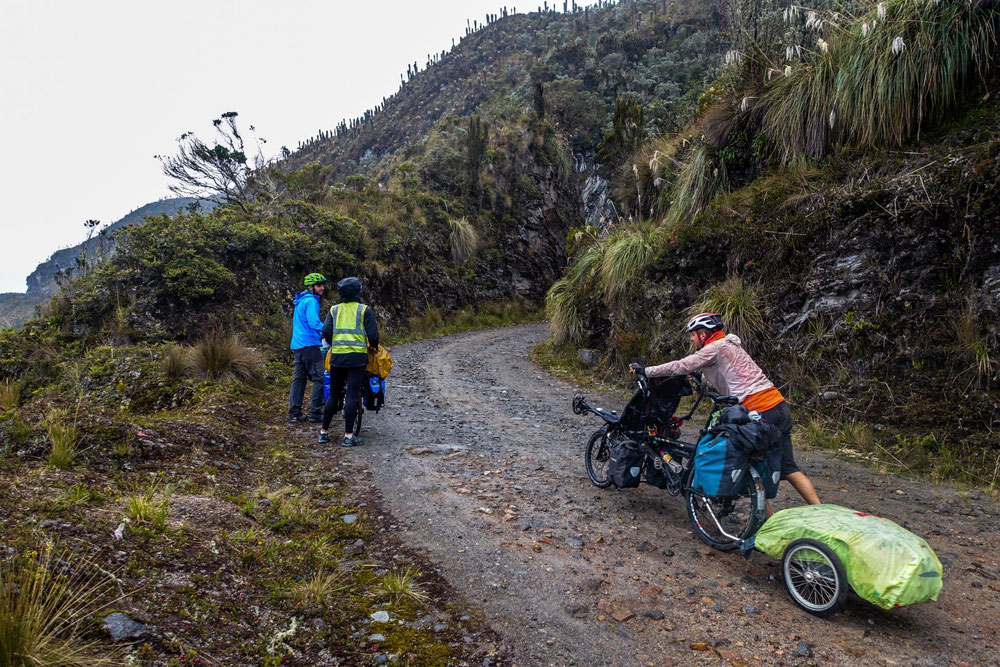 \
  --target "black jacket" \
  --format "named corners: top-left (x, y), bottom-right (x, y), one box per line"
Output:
top-left (322, 303), bottom-right (379, 369)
